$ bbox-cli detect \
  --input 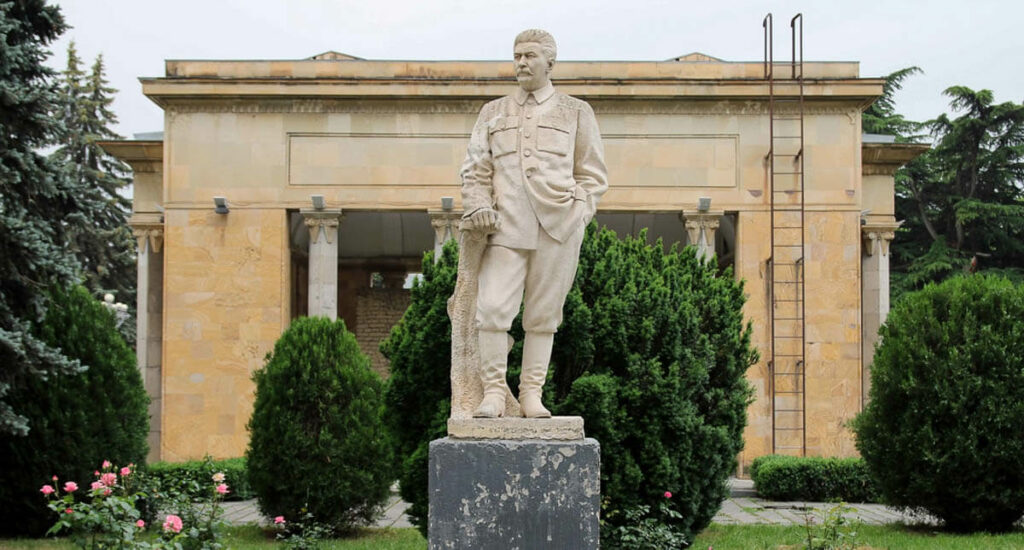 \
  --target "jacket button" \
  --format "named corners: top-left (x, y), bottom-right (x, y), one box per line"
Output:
top-left (525, 168), bottom-right (536, 177)
top-left (524, 150), bottom-right (532, 157)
